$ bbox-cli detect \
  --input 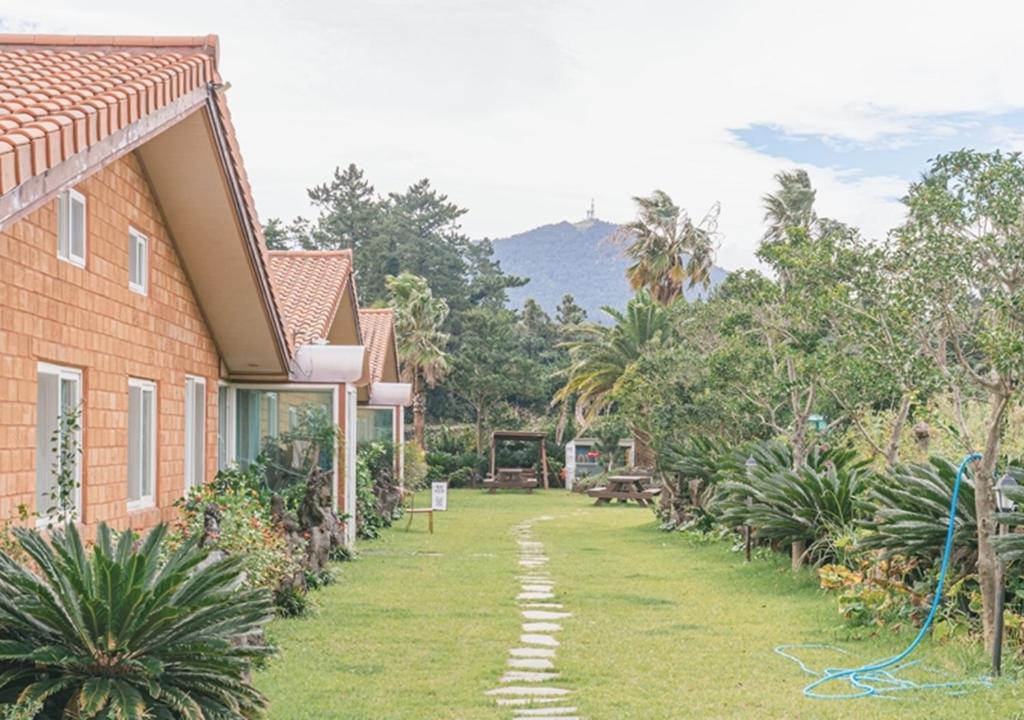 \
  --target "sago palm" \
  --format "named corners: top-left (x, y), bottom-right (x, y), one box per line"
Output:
top-left (0, 522), bottom-right (273, 719)
top-left (618, 190), bottom-right (719, 304)
top-left (387, 272), bottom-right (451, 448)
